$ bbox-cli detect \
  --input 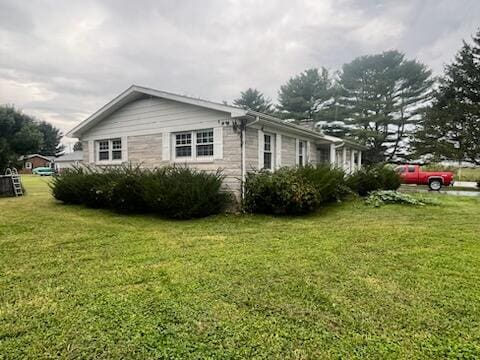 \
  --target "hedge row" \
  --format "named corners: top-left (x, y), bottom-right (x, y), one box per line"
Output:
top-left (244, 164), bottom-right (400, 214)
top-left (51, 164), bottom-right (400, 218)
top-left (50, 166), bottom-right (232, 219)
